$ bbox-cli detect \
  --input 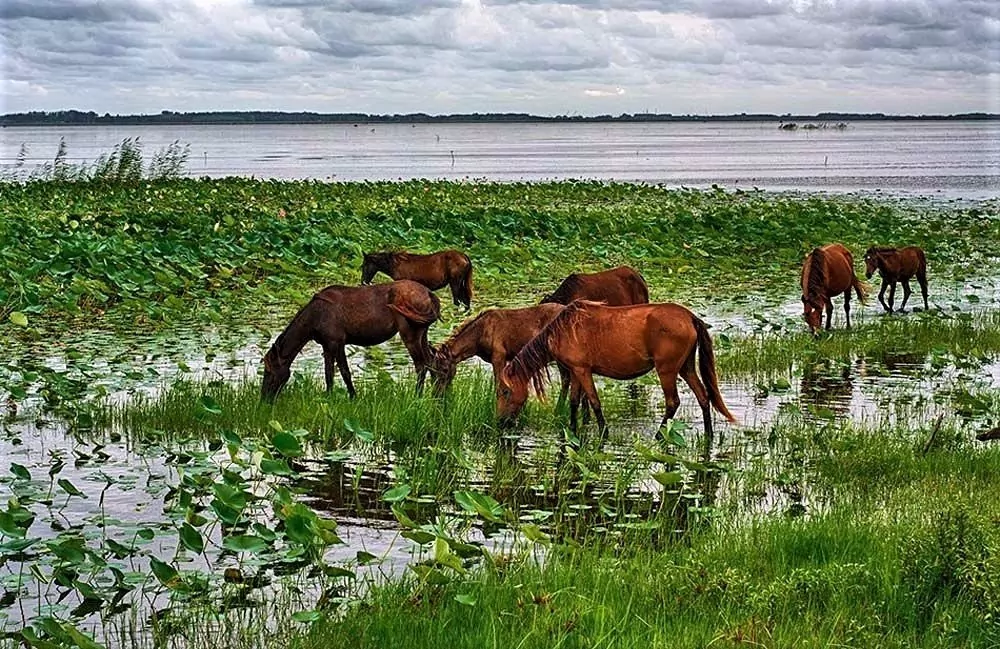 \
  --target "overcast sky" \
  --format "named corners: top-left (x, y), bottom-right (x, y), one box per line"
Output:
top-left (2, 0), bottom-right (998, 115)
